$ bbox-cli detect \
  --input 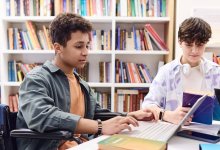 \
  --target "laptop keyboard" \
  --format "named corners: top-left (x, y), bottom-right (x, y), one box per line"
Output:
top-left (122, 121), bottom-right (178, 142)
